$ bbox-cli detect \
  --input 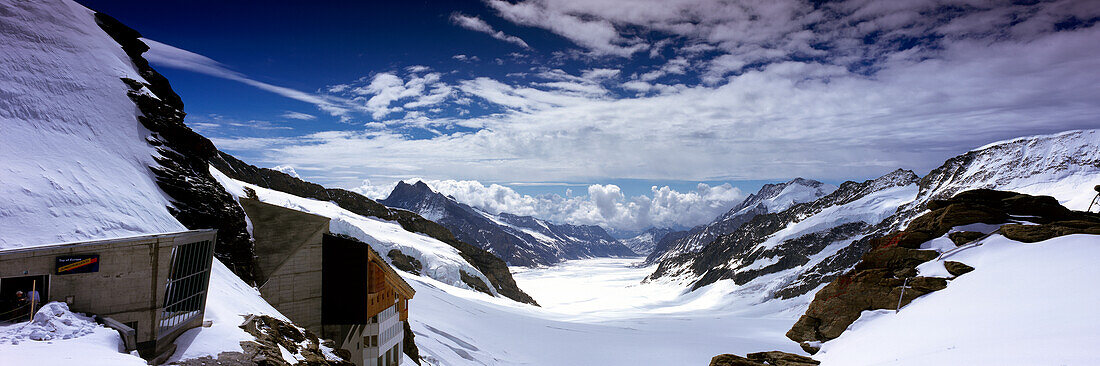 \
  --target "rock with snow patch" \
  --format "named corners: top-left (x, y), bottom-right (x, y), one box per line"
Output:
top-left (709, 351), bottom-right (819, 366)
top-left (787, 189), bottom-right (1098, 347)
